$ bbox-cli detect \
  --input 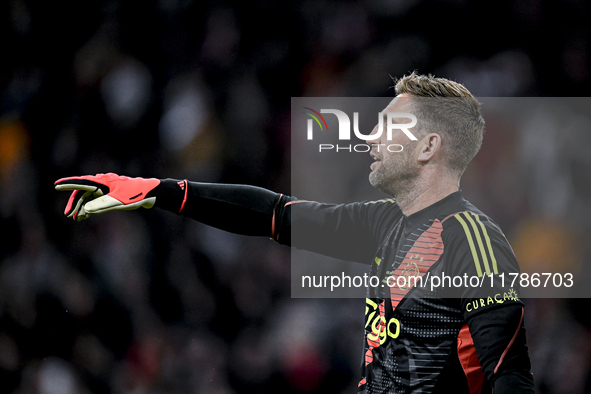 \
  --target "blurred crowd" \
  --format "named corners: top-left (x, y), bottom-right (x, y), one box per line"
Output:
top-left (1, 0), bottom-right (591, 393)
